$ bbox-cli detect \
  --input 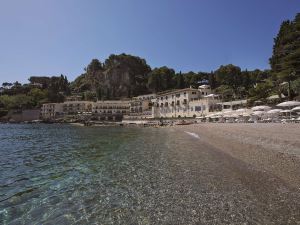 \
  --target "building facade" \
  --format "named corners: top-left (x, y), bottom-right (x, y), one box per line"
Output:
top-left (129, 94), bottom-right (156, 119)
top-left (152, 88), bottom-right (222, 118)
top-left (152, 88), bottom-right (201, 118)
top-left (41, 103), bottom-right (63, 119)
top-left (92, 100), bottom-right (131, 121)
top-left (62, 101), bottom-right (93, 115)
